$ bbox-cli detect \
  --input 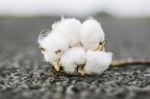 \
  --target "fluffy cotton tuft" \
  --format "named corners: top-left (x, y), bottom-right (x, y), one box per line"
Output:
top-left (37, 29), bottom-right (51, 44)
top-left (51, 18), bottom-right (81, 47)
top-left (80, 18), bottom-right (105, 50)
top-left (60, 47), bottom-right (86, 74)
top-left (38, 17), bottom-right (112, 75)
top-left (84, 51), bottom-right (113, 75)
top-left (38, 33), bottom-right (69, 63)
